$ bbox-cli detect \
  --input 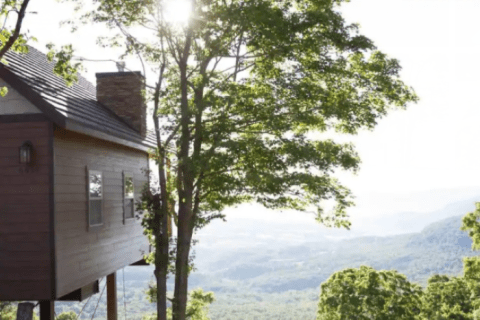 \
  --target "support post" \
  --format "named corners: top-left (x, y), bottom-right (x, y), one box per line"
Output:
top-left (107, 272), bottom-right (118, 320)
top-left (16, 302), bottom-right (34, 320)
top-left (39, 301), bottom-right (54, 320)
